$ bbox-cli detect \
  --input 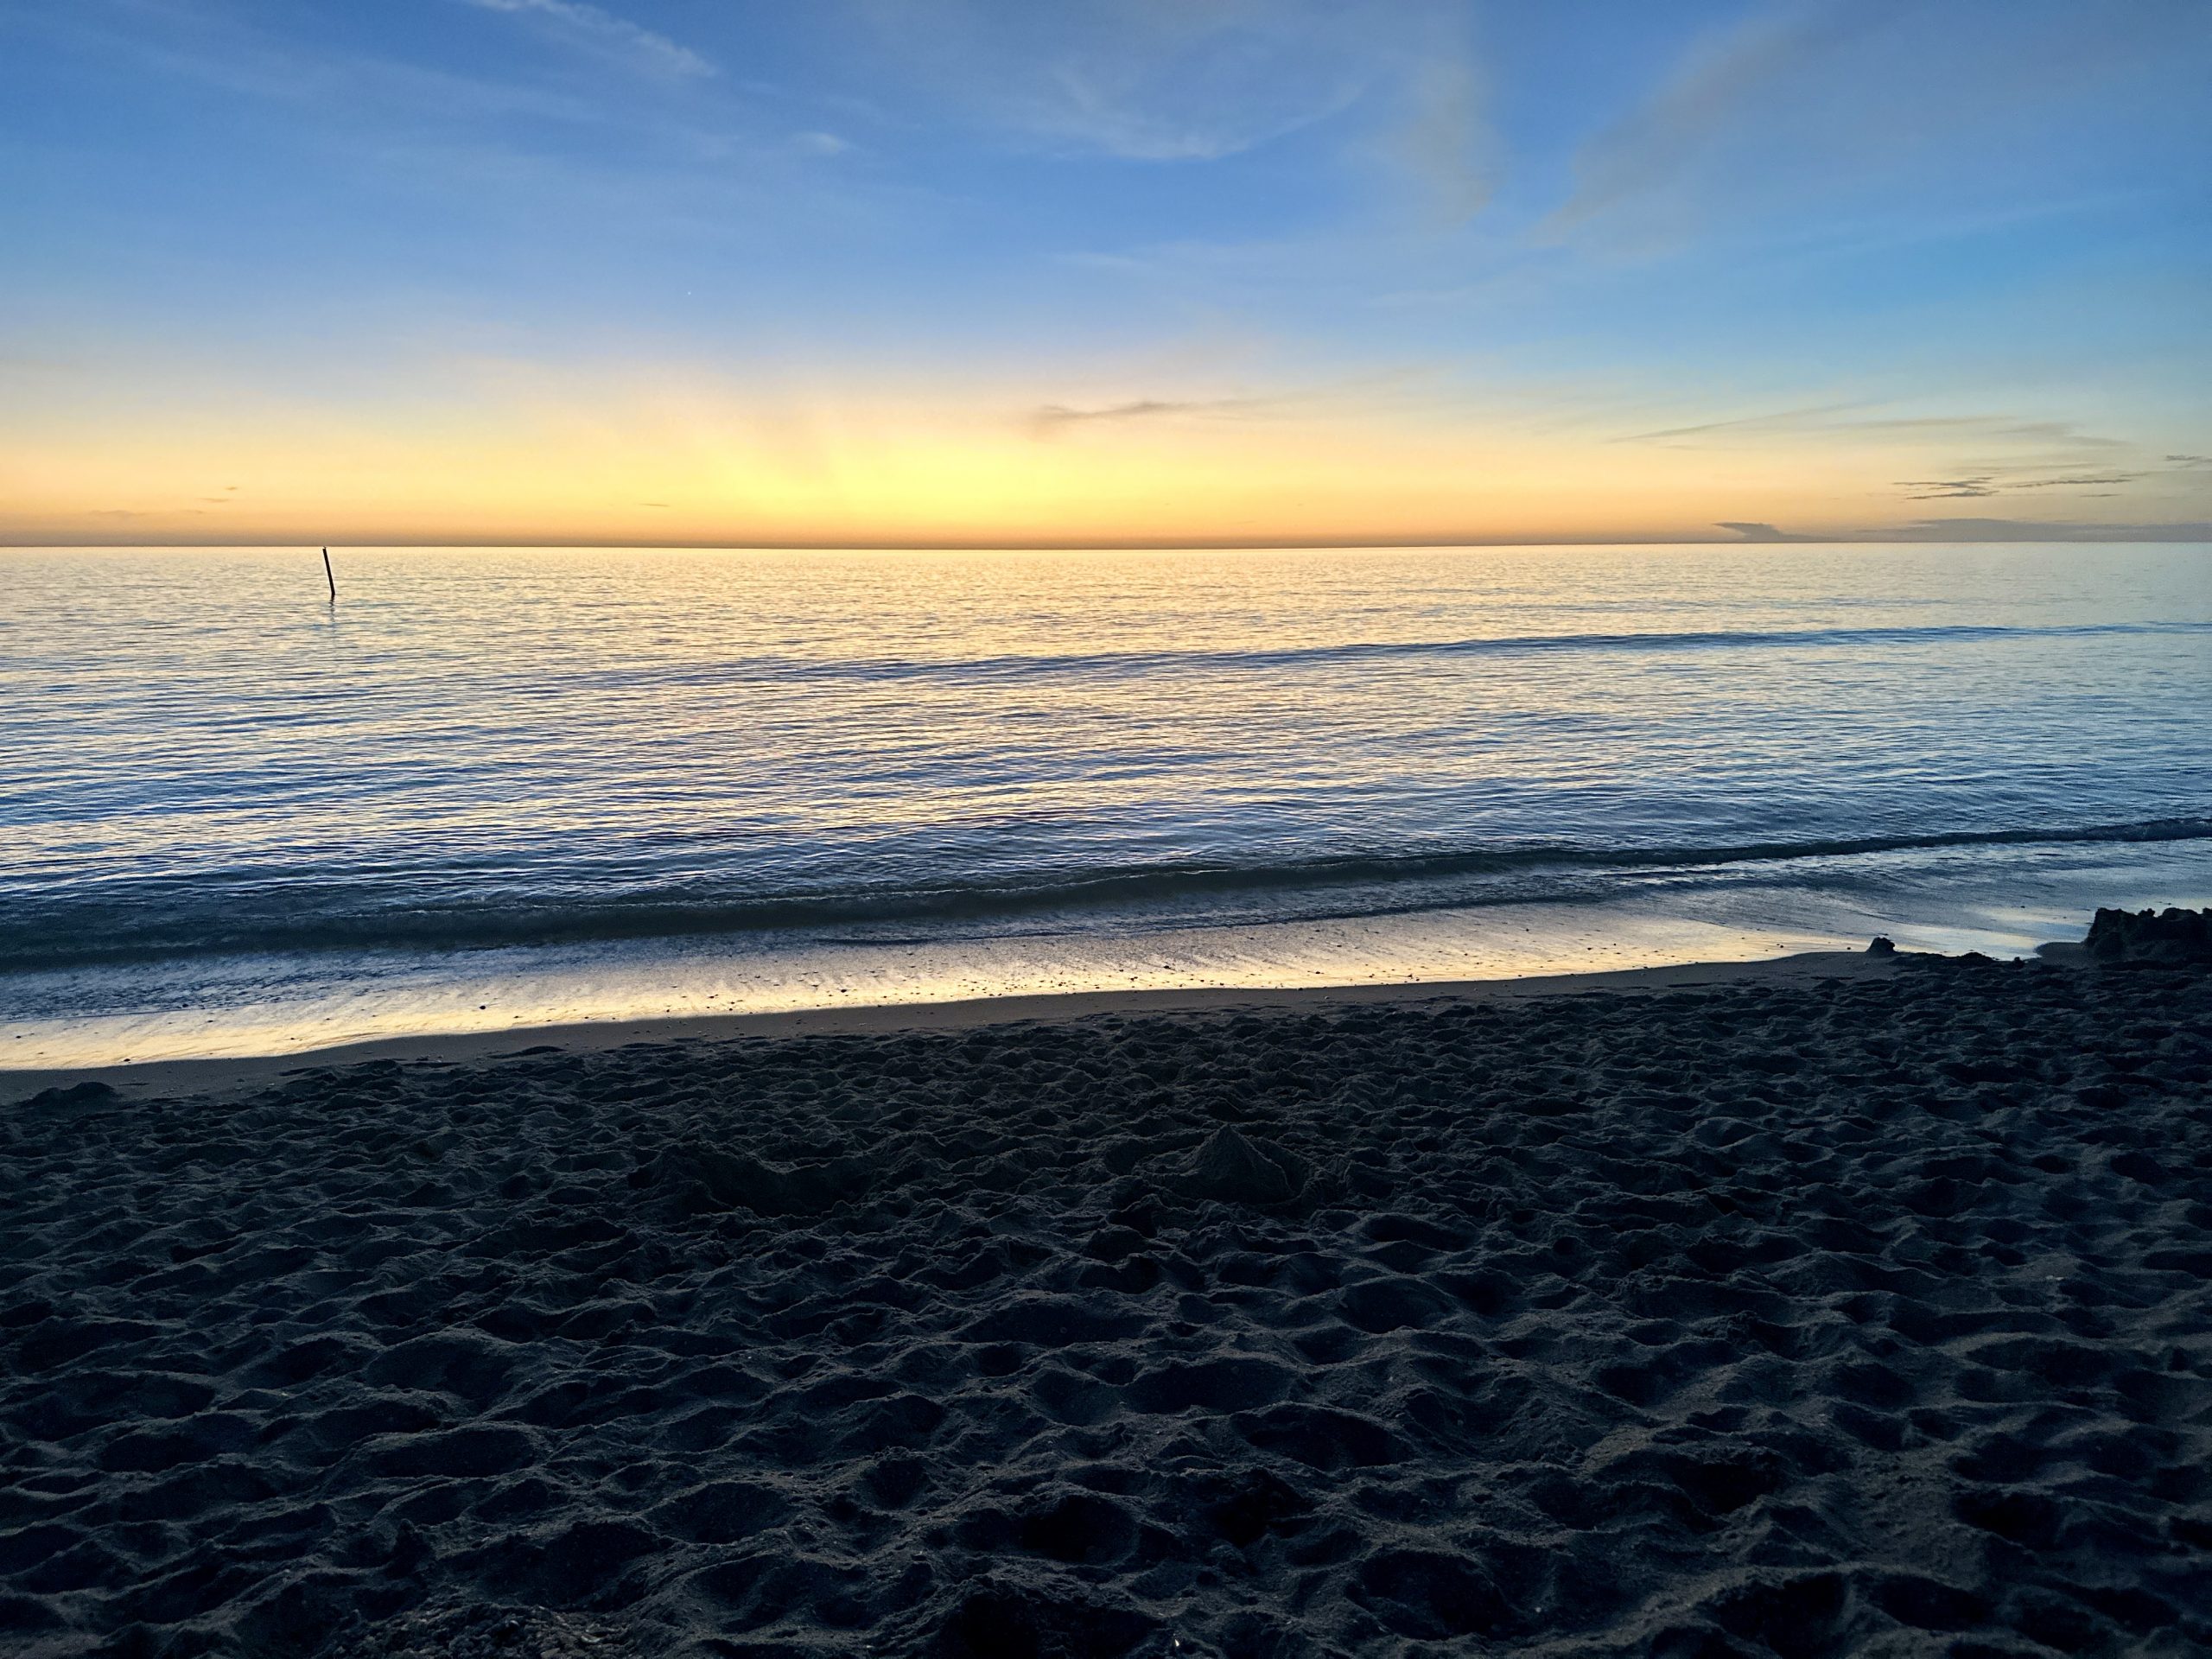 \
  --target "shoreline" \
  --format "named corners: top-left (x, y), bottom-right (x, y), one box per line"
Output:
top-left (0, 946), bottom-right (1912, 1102)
